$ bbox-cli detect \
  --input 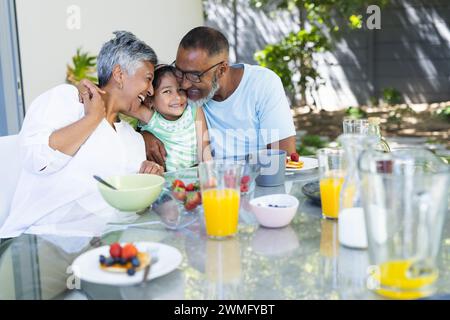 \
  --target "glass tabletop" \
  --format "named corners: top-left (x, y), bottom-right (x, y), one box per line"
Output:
top-left (0, 171), bottom-right (449, 300)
